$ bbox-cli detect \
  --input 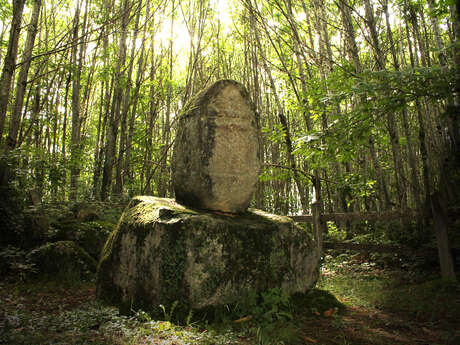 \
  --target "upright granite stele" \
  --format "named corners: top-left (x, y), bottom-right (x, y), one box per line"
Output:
top-left (172, 79), bottom-right (261, 213)
top-left (97, 80), bottom-right (320, 314)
